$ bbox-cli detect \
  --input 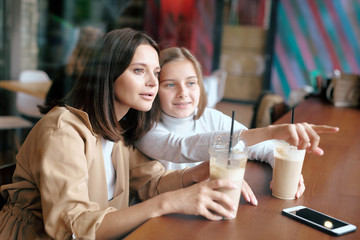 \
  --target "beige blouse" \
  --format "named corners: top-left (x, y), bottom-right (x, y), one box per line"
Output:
top-left (0, 106), bottom-right (185, 239)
